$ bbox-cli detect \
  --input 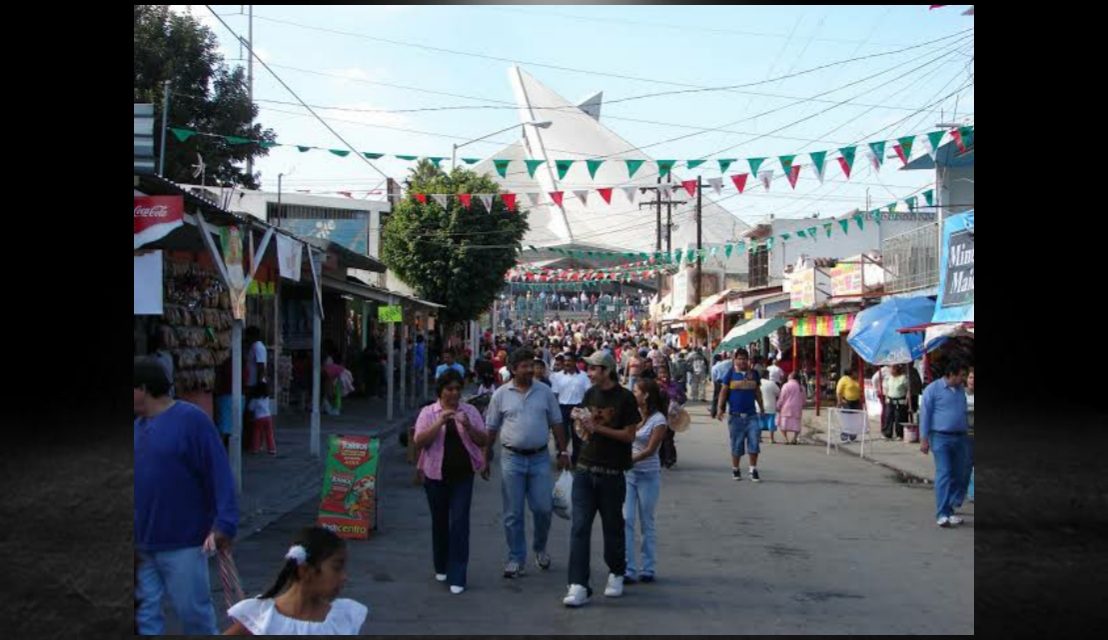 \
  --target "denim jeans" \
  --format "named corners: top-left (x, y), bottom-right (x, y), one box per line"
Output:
top-left (424, 475), bottom-right (475, 588)
top-left (952, 435), bottom-right (974, 508)
top-left (930, 432), bottom-right (969, 519)
top-left (568, 469), bottom-right (626, 588)
top-left (500, 449), bottom-right (553, 565)
top-left (728, 414), bottom-right (761, 457)
top-left (624, 469), bottom-right (661, 579)
top-left (135, 546), bottom-right (218, 635)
